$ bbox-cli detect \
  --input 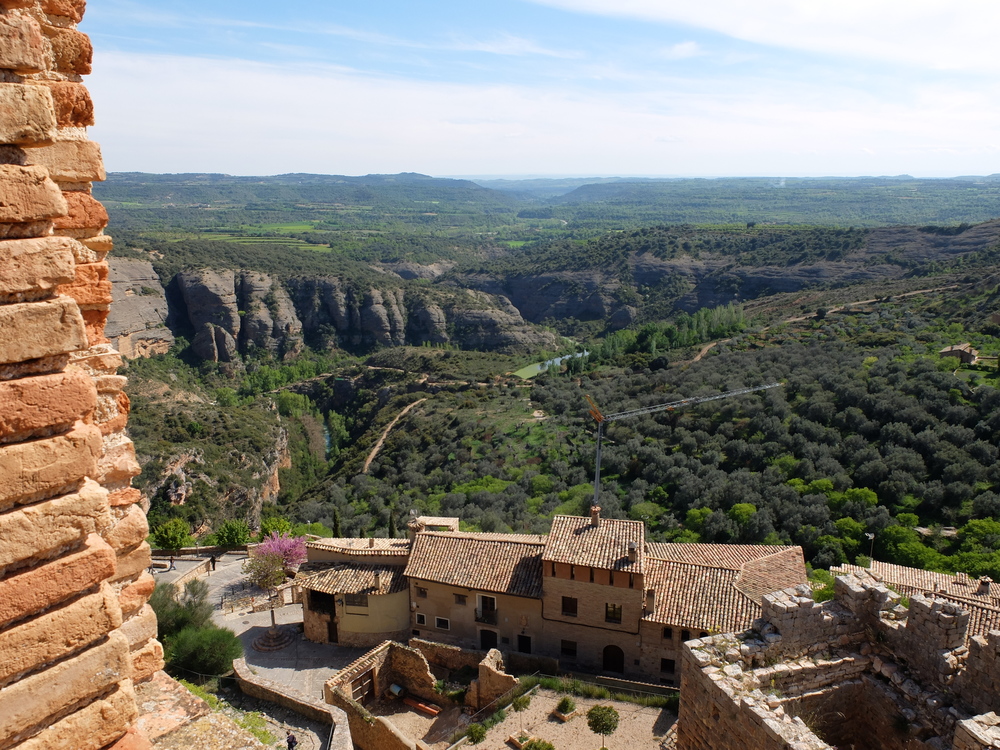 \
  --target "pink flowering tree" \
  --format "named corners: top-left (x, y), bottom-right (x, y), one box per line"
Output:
top-left (256, 531), bottom-right (308, 570)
